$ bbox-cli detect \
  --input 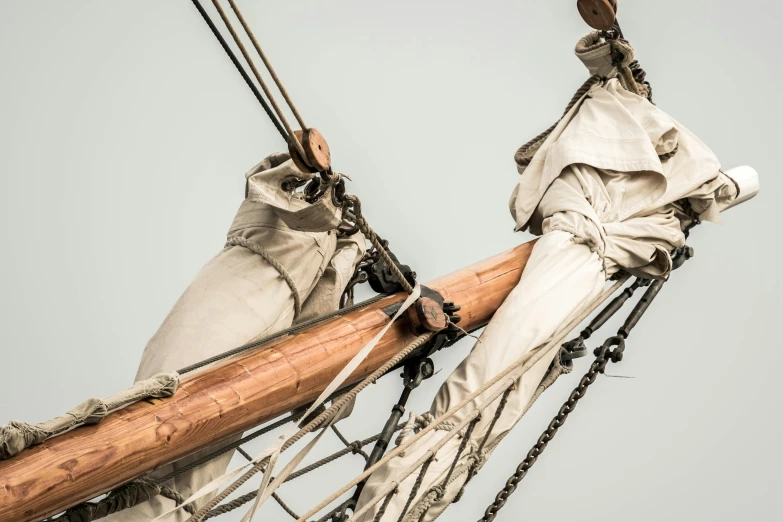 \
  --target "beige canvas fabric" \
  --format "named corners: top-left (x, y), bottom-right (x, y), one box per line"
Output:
top-left (355, 34), bottom-right (740, 522)
top-left (355, 231), bottom-right (606, 521)
top-left (106, 153), bottom-right (365, 521)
